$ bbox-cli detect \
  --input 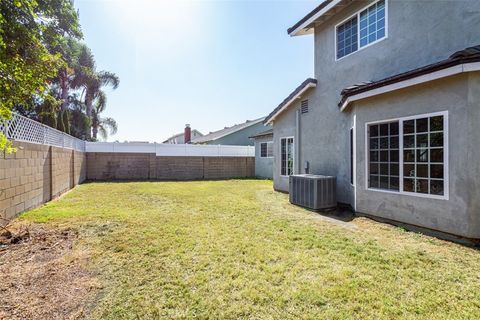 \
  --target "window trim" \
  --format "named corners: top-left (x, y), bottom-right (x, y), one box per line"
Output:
top-left (334, 0), bottom-right (389, 61)
top-left (259, 141), bottom-right (273, 158)
top-left (280, 136), bottom-right (295, 177)
top-left (364, 111), bottom-right (449, 200)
